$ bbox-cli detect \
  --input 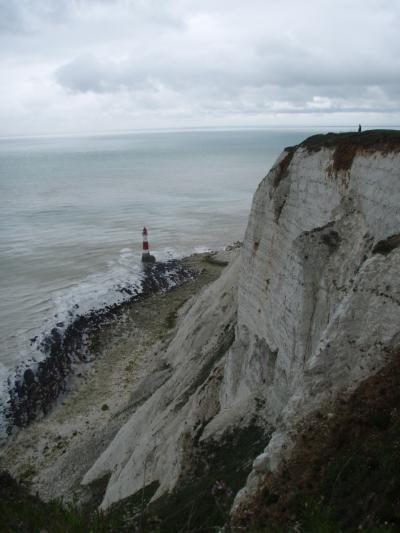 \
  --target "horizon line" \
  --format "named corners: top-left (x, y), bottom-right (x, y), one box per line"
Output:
top-left (1, 123), bottom-right (400, 141)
